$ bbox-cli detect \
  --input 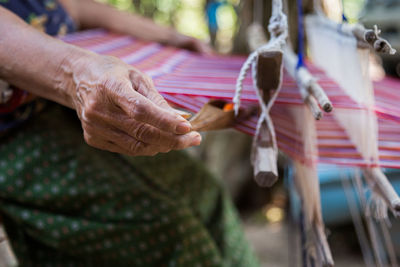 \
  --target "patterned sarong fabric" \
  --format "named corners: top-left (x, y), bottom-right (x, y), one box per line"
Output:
top-left (62, 29), bottom-right (400, 168)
